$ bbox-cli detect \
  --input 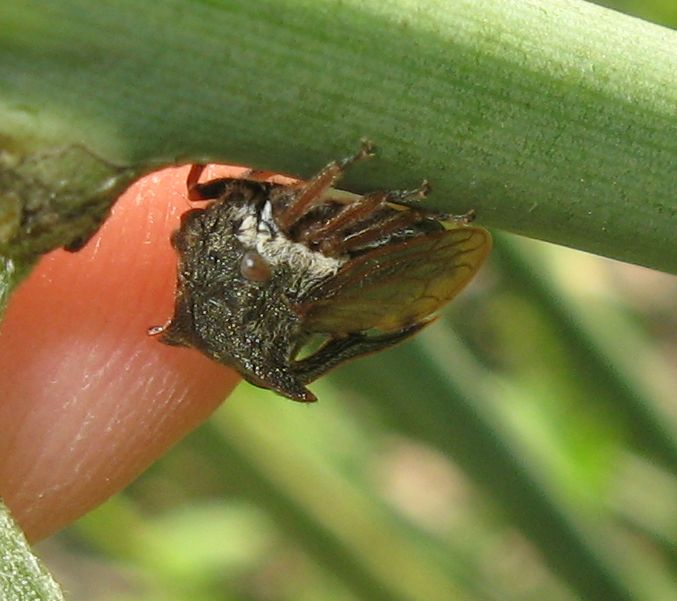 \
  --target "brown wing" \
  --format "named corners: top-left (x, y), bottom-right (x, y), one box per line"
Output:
top-left (298, 226), bottom-right (491, 334)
